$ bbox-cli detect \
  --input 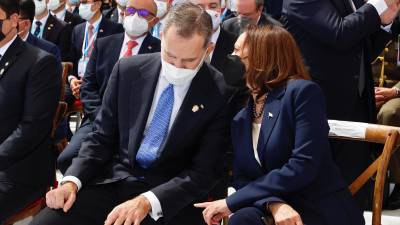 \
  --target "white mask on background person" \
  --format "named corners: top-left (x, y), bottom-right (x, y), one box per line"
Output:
top-left (221, 0), bottom-right (226, 8)
top-left (79, 3), bottom-right (96, 21)
top-left (155, 0), bottom-right (168, 18)
top-left (228, 0), bottom-right (237, 11)
top-left (34, 0), bottom-right (47, 16)
top-left (161, 48), bottom-right (206, 86)
top-left (206, 9), bottom-right (221, 30)
top-left (116, 0), bottom-right (128, 7)
top-left (123, 14), bottom-right (149, 37)
top-left (48, 0), bottom-right (61, 11)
